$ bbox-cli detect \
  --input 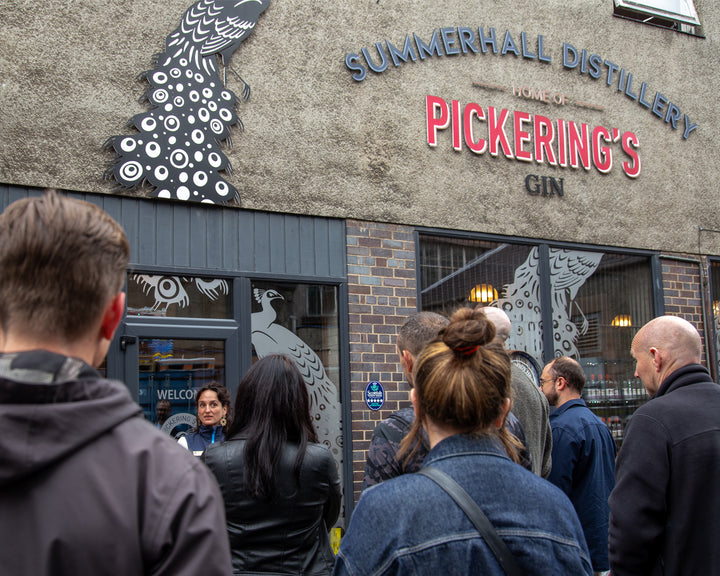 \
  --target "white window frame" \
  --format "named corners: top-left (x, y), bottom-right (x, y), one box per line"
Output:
top-left (614, 0), bottom-right (700, 26)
